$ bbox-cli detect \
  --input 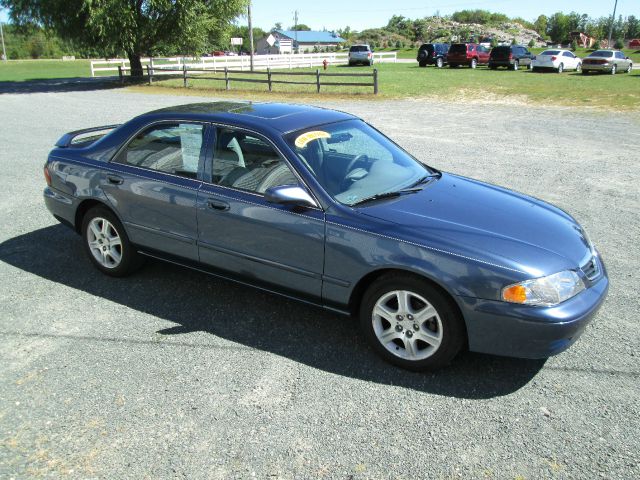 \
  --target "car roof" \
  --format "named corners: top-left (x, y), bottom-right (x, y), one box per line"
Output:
top-left (140, 101), bottom-right (356, 134)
